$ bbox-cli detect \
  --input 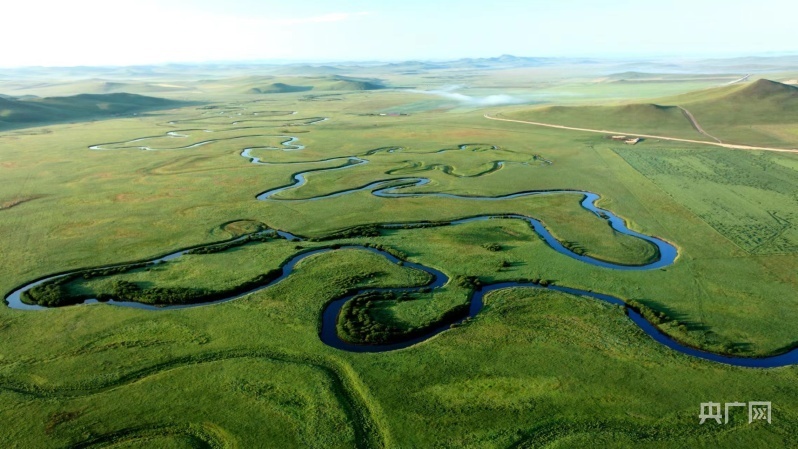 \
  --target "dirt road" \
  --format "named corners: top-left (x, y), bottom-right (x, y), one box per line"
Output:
top-left (484, 114), bottom-right (798, 154)
top-left (678, 106), bottom-right (722, 143)
top-left (726, 74), bottom-right (751, 85)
